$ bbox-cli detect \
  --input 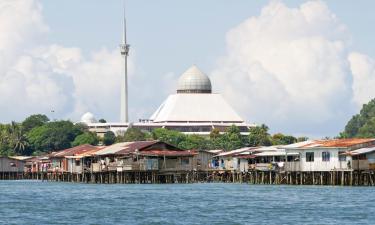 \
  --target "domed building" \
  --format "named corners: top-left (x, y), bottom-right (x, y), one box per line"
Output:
top-left (150, 65), bottom-right (244, 125)
top-left (86, 65), bottom-right (253, 136)
top-left (81, 112), bottom-right (97, 124)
